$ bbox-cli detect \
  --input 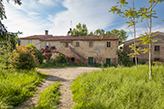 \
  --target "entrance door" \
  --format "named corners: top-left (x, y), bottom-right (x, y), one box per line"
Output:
top-left (106, 58), bottom-right (111, 65)
top-left (88, 57), bottom-right (93, 65)
top-left (71, 57), bottom-right (75, 62)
